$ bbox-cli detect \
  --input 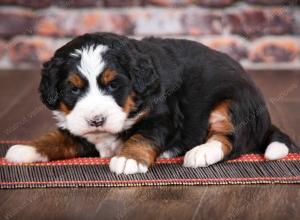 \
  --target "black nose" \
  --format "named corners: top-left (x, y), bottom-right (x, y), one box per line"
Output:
top-left (88, 115), bottom-right (106, 127)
